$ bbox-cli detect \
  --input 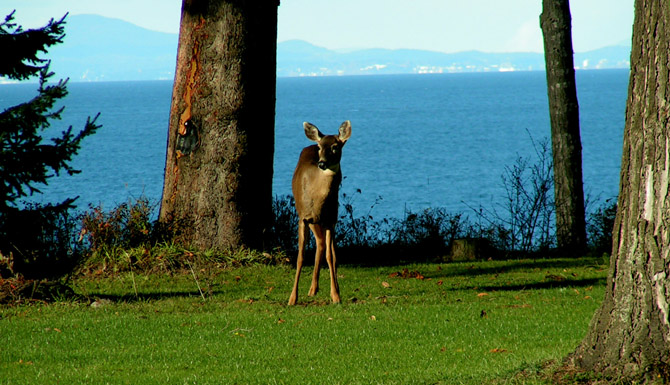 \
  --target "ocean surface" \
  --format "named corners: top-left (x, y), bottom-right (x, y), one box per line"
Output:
top-left (0, 70), bottom-right (628, 220)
